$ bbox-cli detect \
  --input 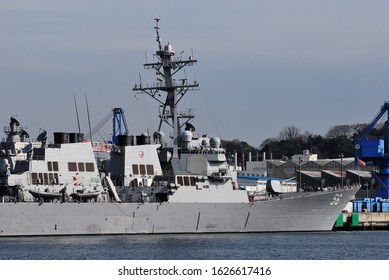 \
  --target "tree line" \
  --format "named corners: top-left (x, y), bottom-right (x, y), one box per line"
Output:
top-left (222, 122), bottom-right (387, 161)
